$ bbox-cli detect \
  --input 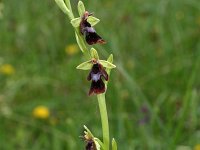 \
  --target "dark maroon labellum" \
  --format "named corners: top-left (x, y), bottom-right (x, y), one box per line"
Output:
top-left (80, 11), bottom-right (106, 45)
top-left (85, 139), bottom-right (97, 150)
top-left (87, 63), bottom-right (108, 95)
